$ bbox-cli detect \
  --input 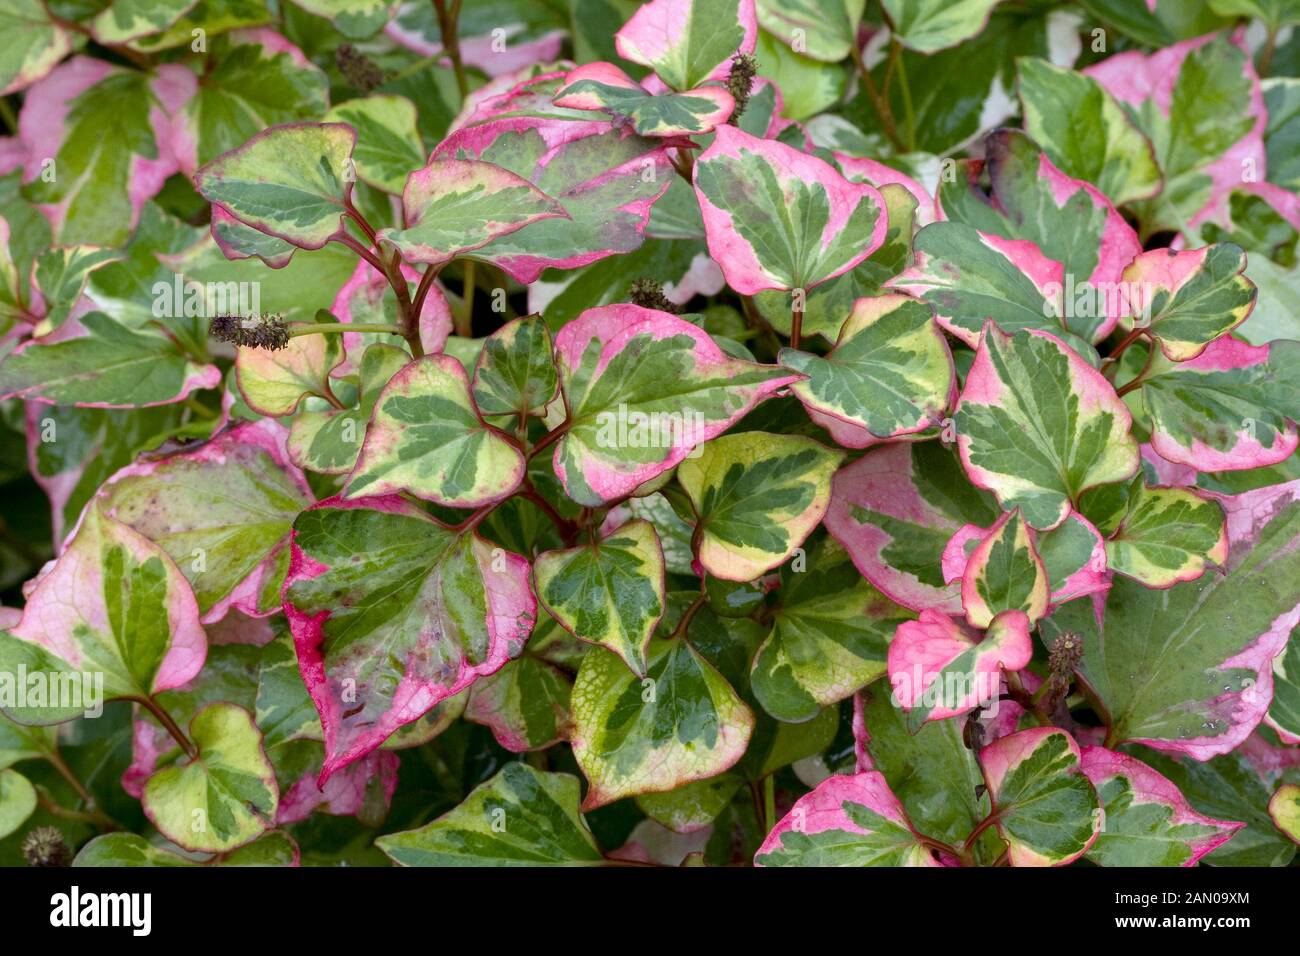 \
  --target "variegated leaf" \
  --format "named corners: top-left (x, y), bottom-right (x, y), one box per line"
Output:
top-left (954, 323), bottom-right (1140, 530)
top-left (550, 305), bottom-right (799, 506)
top-left (0, 0), bottom-right (72, 96)
top-left (376, 763), bottom-right (603, 866)
top-left (693, 125), bottom-right (887, 295)
top-left (962, 509), bottom-right (1049, 628)
top-left (757, 0), bottom-right (866, 62)
top-left (237, 321), bottom-right (345, 417)
top-left (31, 246), bottom-right (123, 332)
top-left (323, 95), bottom-right (424, 195)
top-left (887, 608), bottom-right (1032, 730)
top-left (471, 315), bottom-right (559, 418)
top-left (286, 0), bottom-right (397, 39)
top-left (196, 123), bottom-right (357, 249)
top-left (1081, 746), bottom-right (1243, 866)
top-left (1105, 482), bottom-right (1228, 588)
top-left (570, 639), bottom-right (753, 809)
top-left (615, 0), bottom-right (758, 91)
top-left (465, 656), bottom-right (572, 753)
top-left (1142, 337), bottom-right (1300, 472)
top-left (880, 0), bottom-right (1003, 54)
top-left (751, 535), bottom-right (911, 722)
top-left (345, 354), bottom-right (526, 507)
top-left (780, 294), bottom-right (953, 442)
top-left (1121, 244), bottom-right (1258, 361)
top-left (979, 728), bottom-right (1100, 867)
top-left (0, 506), bottom-right (206, 723)
top-left (1017, 57), bottom-right (1162, 207)
top-left (1270, 783), bottom-right (1300, 845)
top-left (1040, 481), bottom-right (1300, 759)
top-left (91, 0), bottom-right (197, 44)
top-left (378, 159), bottom-right (568, 266)
top-left (824, 441), bottom-right (1000, 613)
top-left (284, 496), bottom-right (536, 780)
top-left (534, 519), bottom-right (666, 677)
top-left (755, 771), bottom-right (940, 866)
top-left (677, 432), bottom-right (843, 581)
top-left (96, 420), bottom-right (313, 620)
top-left (142, 703), bottom-right (278, 853)
top-left (555, 62), bottom-right (734, 137)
